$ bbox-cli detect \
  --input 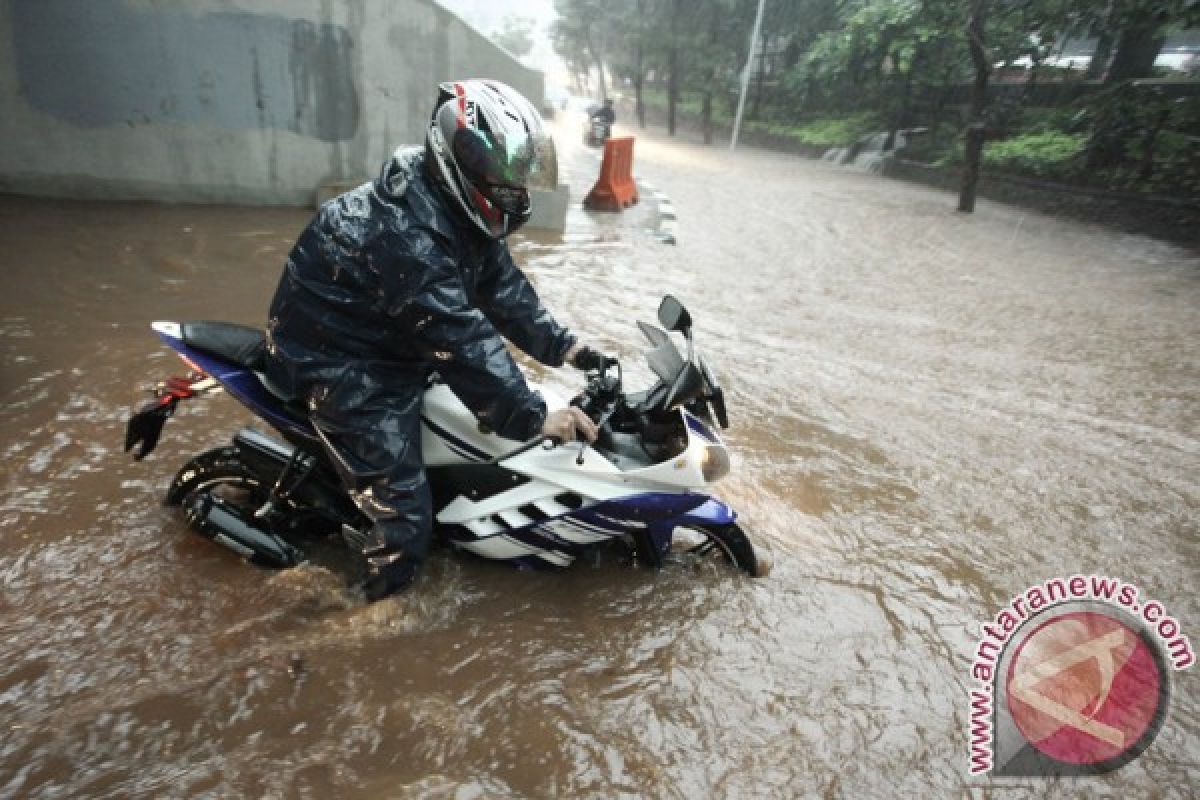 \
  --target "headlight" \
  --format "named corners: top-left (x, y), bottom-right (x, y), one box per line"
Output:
top-left (700, 444), bottom-right (730, 482)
